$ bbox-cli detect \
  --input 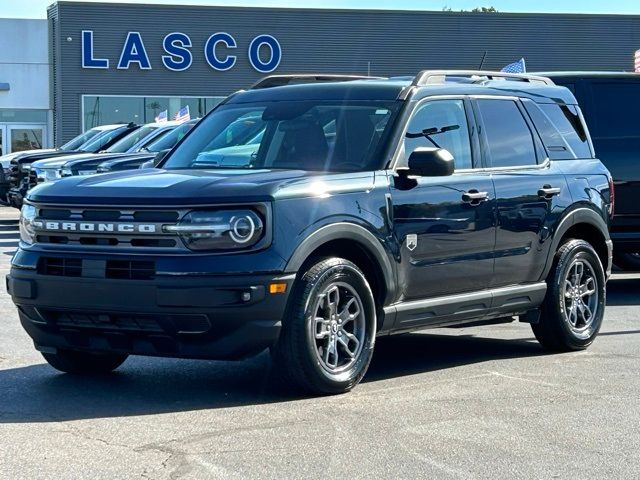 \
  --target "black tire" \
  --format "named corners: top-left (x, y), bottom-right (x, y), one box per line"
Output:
top-left (272, 257), bottom-right (377, 395)
top-left (533, 239), bottom-right (606, 352)
top-left (42, 349), bottom-right (128, 375)
top-left (613, 252), bottom-right (640, 272)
